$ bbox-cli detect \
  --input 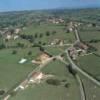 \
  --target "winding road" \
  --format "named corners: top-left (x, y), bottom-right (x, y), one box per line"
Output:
top-left (66, 49), bottom-right (100, 87)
